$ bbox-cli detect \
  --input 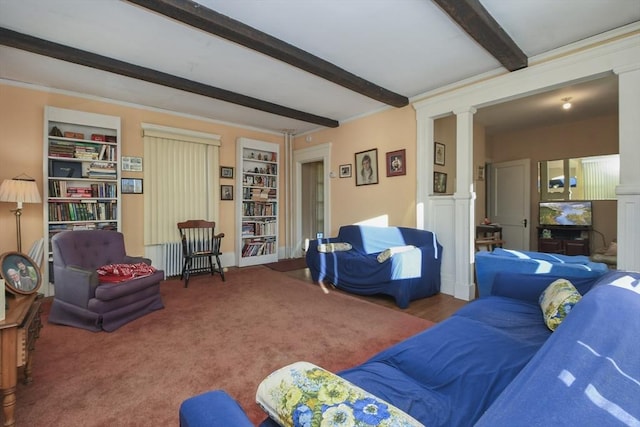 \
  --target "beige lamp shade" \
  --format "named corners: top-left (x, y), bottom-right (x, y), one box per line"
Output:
top-left (0, 178), bottom-right (42, 208)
